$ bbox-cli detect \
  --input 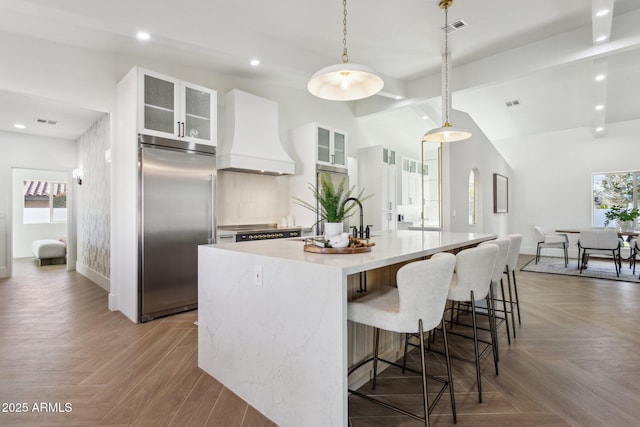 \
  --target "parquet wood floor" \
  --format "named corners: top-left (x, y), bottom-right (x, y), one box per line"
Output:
top-left (2, 256), bottom-right (640, 426)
